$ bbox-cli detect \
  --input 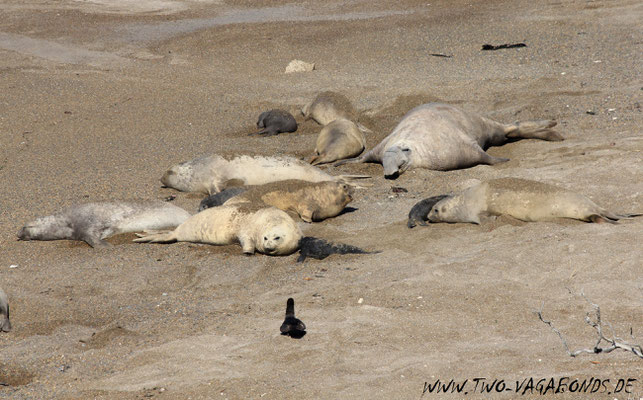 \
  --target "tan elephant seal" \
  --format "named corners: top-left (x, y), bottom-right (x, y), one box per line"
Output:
top-left (221, 180), bottom-right (353, 223)
top-left (301, 91), bottom-right (356, 126)
top-left (134, 204), bottom-right (302, 256)
top-left (18, 201), bottom-right (191, 248)
top-left (421, 178), bottom-right (641, 225)
top-left (309, 118), bottom-right (366, 166)
top-left (0, 288), bottom-right (11, 333)
top-left (335, 103), bottom-right (563, 178)
top-left (160, 155), bottom-right (369, 195)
